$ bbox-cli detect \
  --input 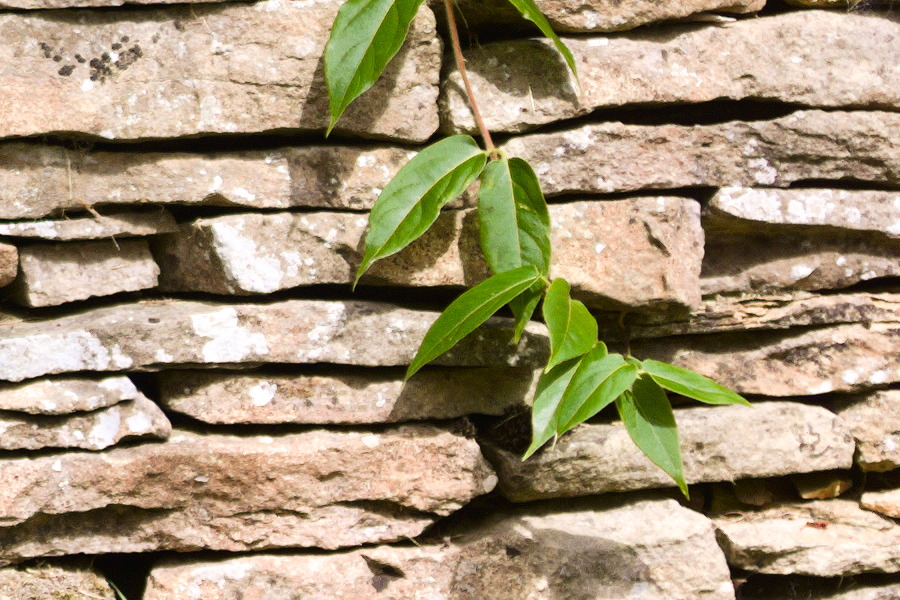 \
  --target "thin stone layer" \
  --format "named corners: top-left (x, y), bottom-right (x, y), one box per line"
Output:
top-left (0, 209), bottom-right (177, 240)
top-left (0, 376), bottom-right (139, 415)
top-left (861, 488), bottom-right (900, 519)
